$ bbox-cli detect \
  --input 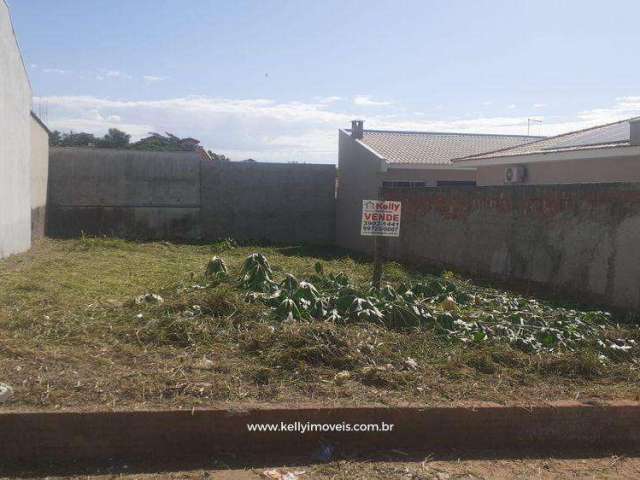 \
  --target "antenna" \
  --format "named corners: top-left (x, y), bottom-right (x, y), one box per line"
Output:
top-left (527, 118), bottom-right (543, 136)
